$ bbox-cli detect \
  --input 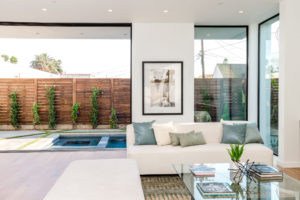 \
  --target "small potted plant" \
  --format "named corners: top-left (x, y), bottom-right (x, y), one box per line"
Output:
top-left (227, 143), bottom-right (245, 183)
top-left (227, 143), bottom-right (245, 164)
